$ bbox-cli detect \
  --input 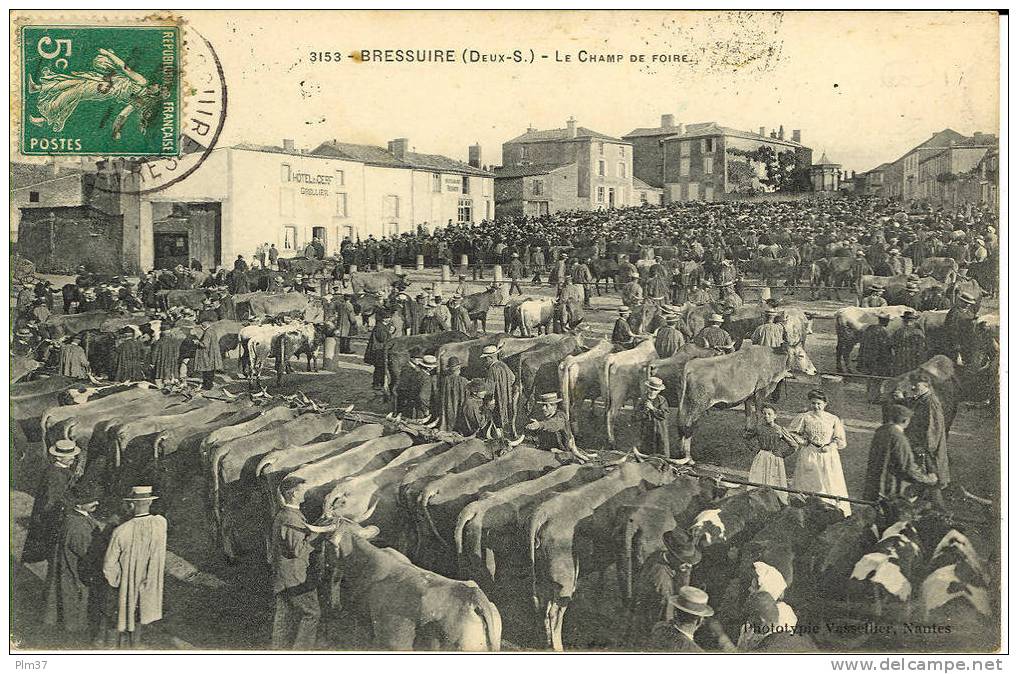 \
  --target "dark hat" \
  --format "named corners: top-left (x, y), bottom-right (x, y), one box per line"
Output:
top-left (69, 481), bottom-right (102, 506)
top-left (446, 356), bottom-right (462, 369)
top-left (902, 309), bottom-right (919, 320)
top-left (663, 529), bottom-right (702, 565)
top-left (667, 586), bottom-right (714, 618)
top-left (807, 389), bottom-right (828, 403)
top-left (744, 591), bottom-right (780, 628)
